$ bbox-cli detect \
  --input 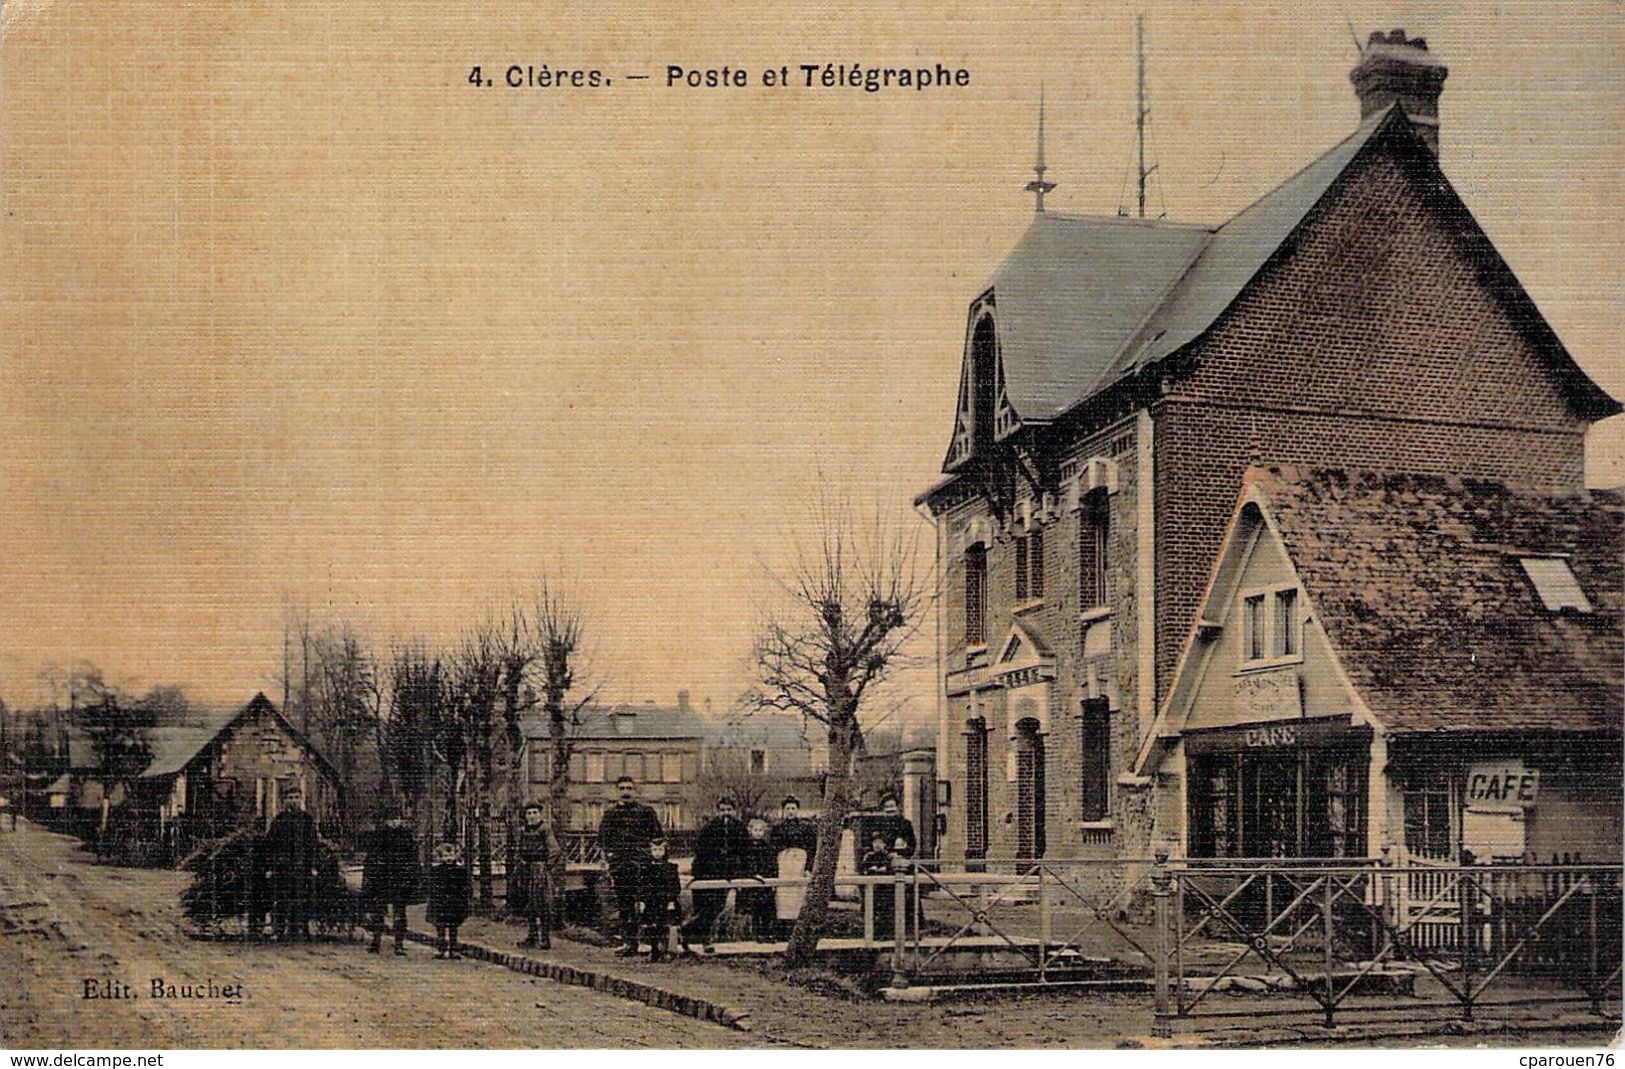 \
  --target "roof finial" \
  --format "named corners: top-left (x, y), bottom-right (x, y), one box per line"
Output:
top-left (1024, 86), bottom-right (1056, 213)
